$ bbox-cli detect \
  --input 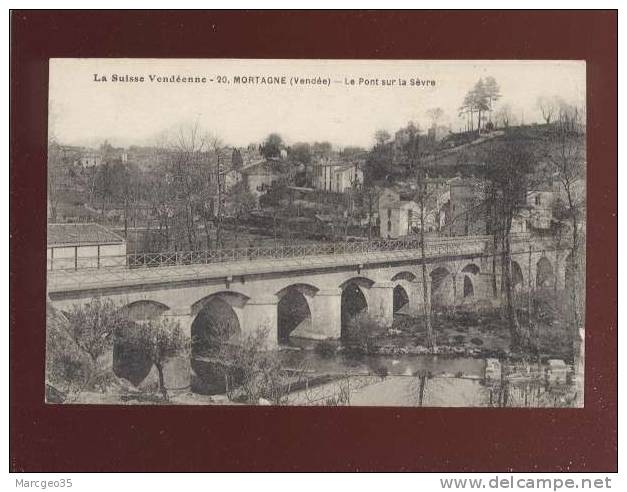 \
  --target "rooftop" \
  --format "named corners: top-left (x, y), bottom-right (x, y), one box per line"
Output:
top-left (47, 223), bottom-right (125, 247)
